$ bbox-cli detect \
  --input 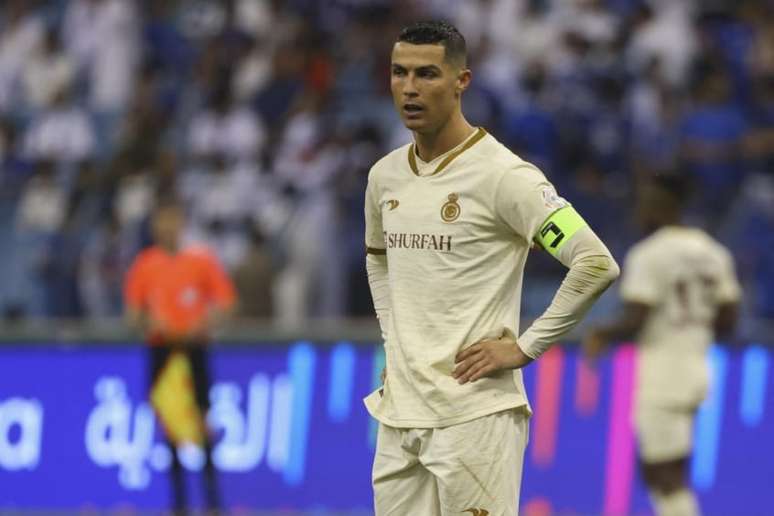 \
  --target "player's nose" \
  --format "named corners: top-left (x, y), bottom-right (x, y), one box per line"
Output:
top-left (402, 76), bottom-right (419, 96)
